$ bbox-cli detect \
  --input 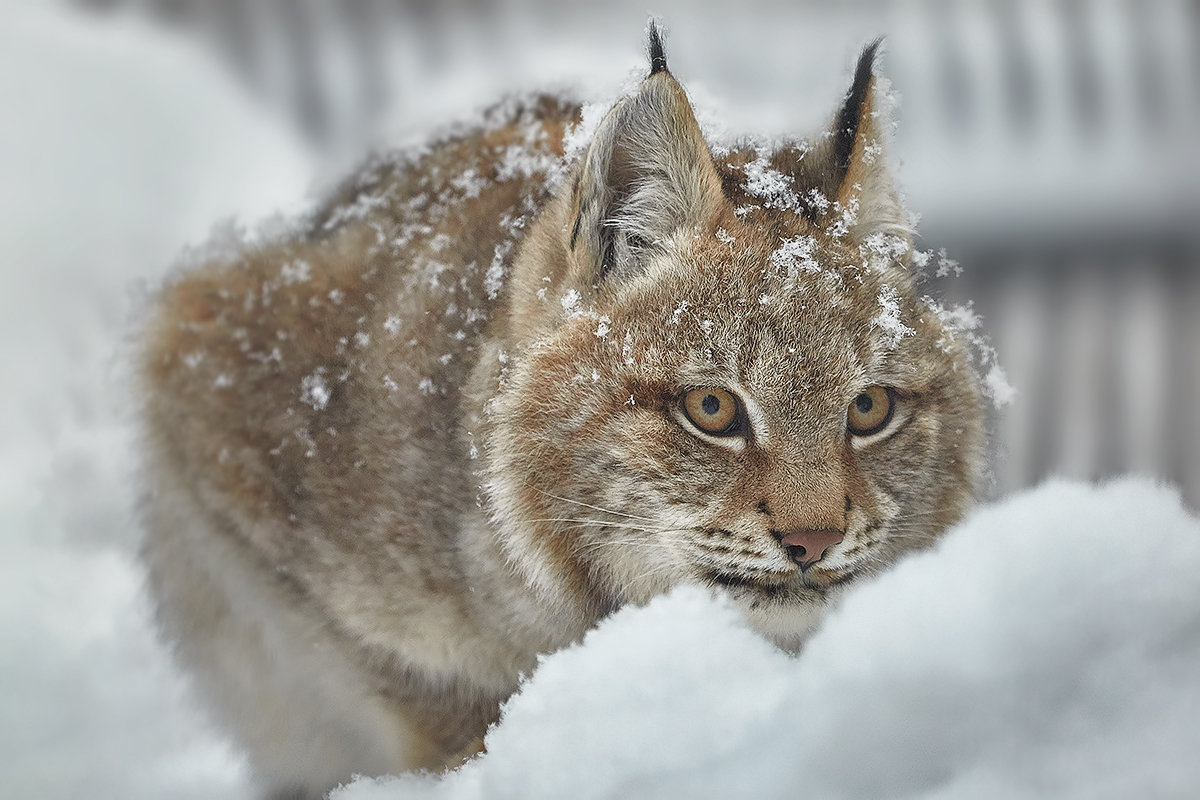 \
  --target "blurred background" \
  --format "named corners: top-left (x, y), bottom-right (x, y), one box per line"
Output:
top-left (68, 0), bottom-right (1199, 506)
